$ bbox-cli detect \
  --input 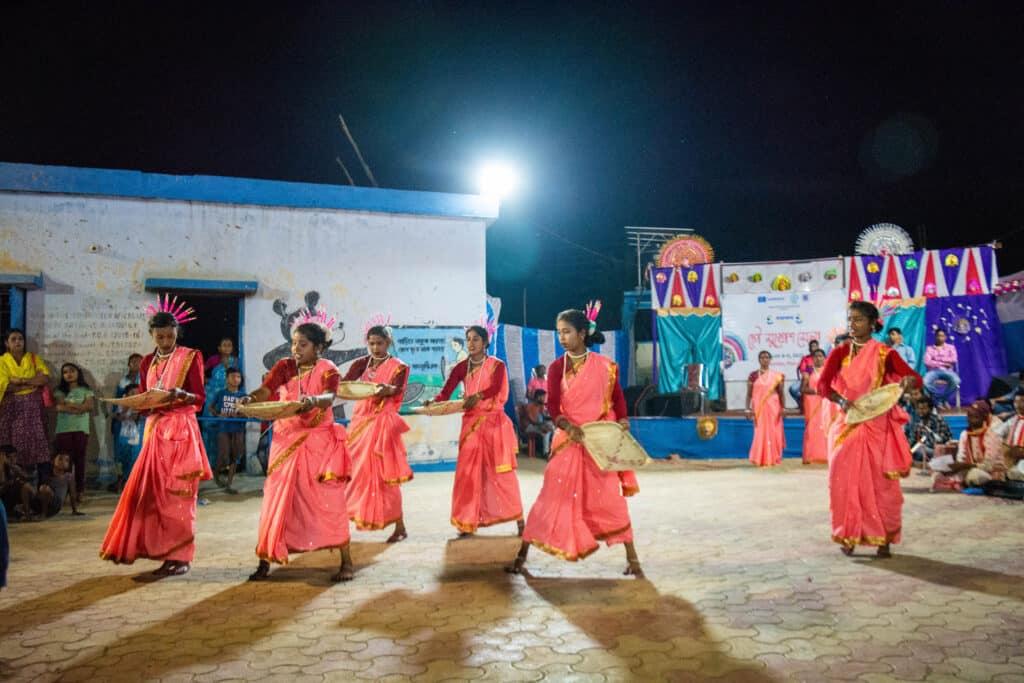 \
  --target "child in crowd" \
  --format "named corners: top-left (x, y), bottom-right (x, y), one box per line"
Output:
top-left (112, 383), bottom-right (145, 493)
top-left (32, 451), bottom-right (82, 518)
top-left (907, 395), bottom-right (954, 464)
top-left (53, 363), bottom-right (95, 505)
top-left (209, 367), bottom-right (246, 494)
top-left (116, 354), bottom-right (143, 398)
top-left (519, 389), bottom-right (554, 457)
top-left (0, 446), bottom-right (35, 521)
